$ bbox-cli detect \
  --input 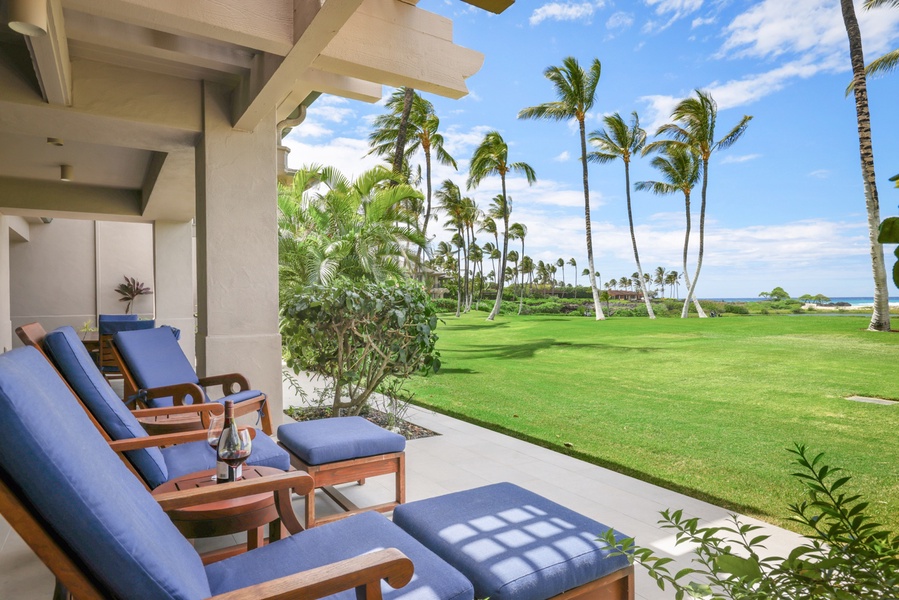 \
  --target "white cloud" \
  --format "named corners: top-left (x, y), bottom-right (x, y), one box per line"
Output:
top-left (606, 11), bottom-right (634, 30)
top-left (554, 151), bottom-right (572, 162)
top-left (720, 153), bottom-right (761, 164)
top-left (638, 94), bottom-right (682, 133)
top-left (530, 2), bottom-right (604, 26)
top-left (808, 169), bottom-right (831, 179)
top-left (691, 16), bottom-right (716, 28)
top-left (642, 0), bottom-right (703, 32)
